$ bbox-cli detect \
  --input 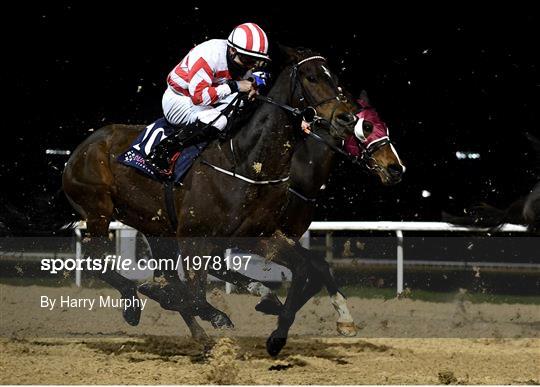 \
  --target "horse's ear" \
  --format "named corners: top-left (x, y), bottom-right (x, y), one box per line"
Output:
top-left (358, 89), bottom-right (371, 107)
top-left (278, 44), bottom-right (301, 64)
